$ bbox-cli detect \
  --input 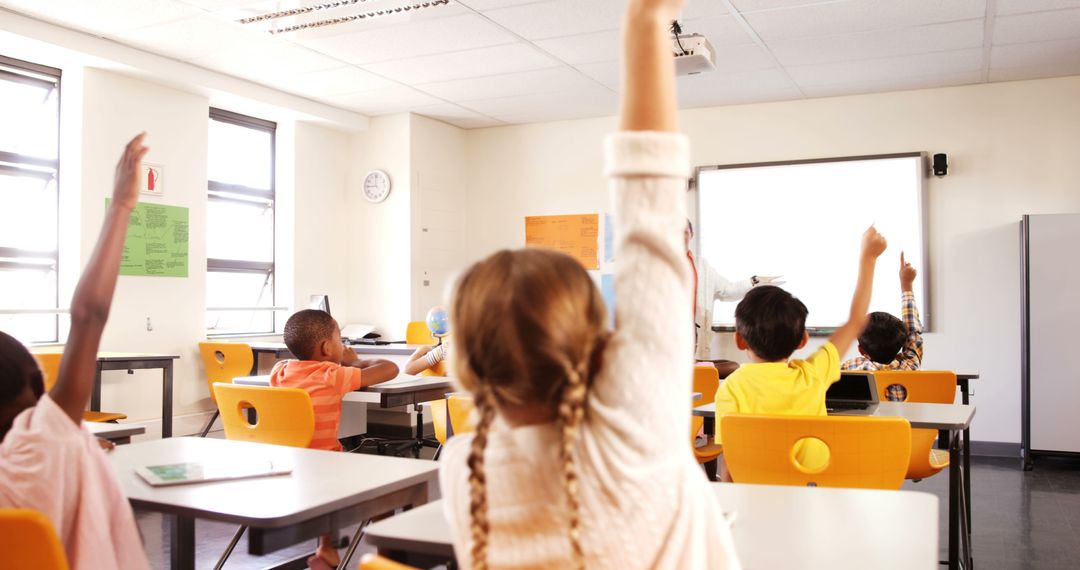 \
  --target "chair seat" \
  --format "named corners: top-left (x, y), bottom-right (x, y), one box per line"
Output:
top-left (83, 411), bottom-right (127, 423)
top-left (694, 439), bottom-right (723, 463)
